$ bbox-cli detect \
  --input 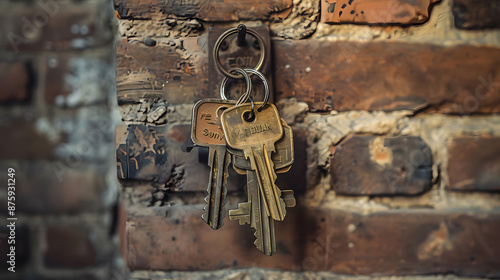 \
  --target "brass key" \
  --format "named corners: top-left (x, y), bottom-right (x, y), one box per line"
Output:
top-left (229, 169), bottom-right (276, 255)
top-left (191, 99), bottom-right (235, 229)
top-left (222, 102), bottom-right (286, 221)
